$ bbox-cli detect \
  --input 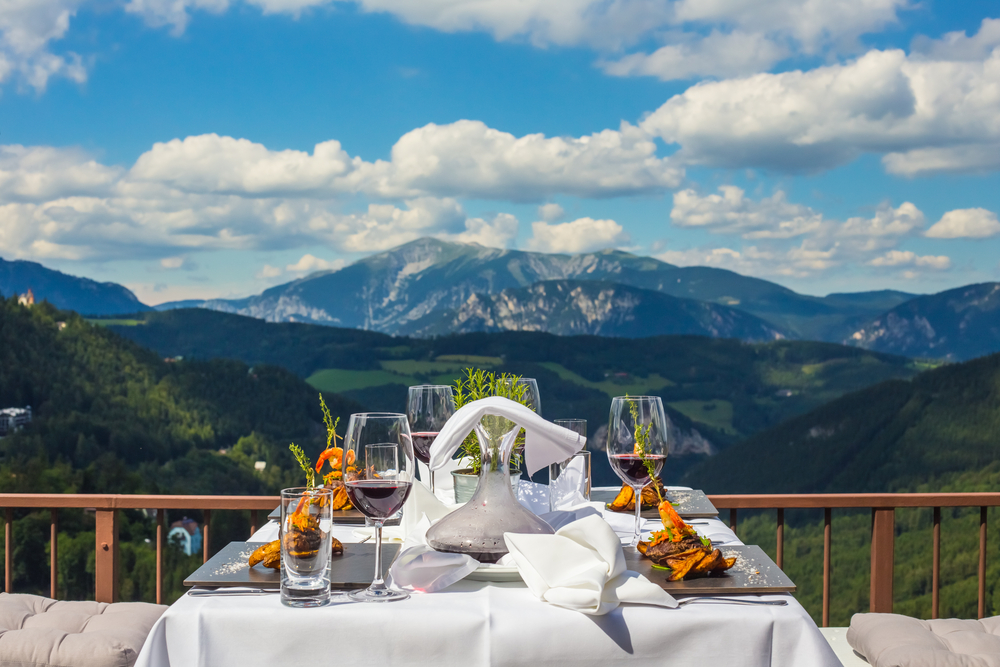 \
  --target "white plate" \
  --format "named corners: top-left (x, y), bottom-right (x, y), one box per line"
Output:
top-left (465, 563), bottom-right (522, 582)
